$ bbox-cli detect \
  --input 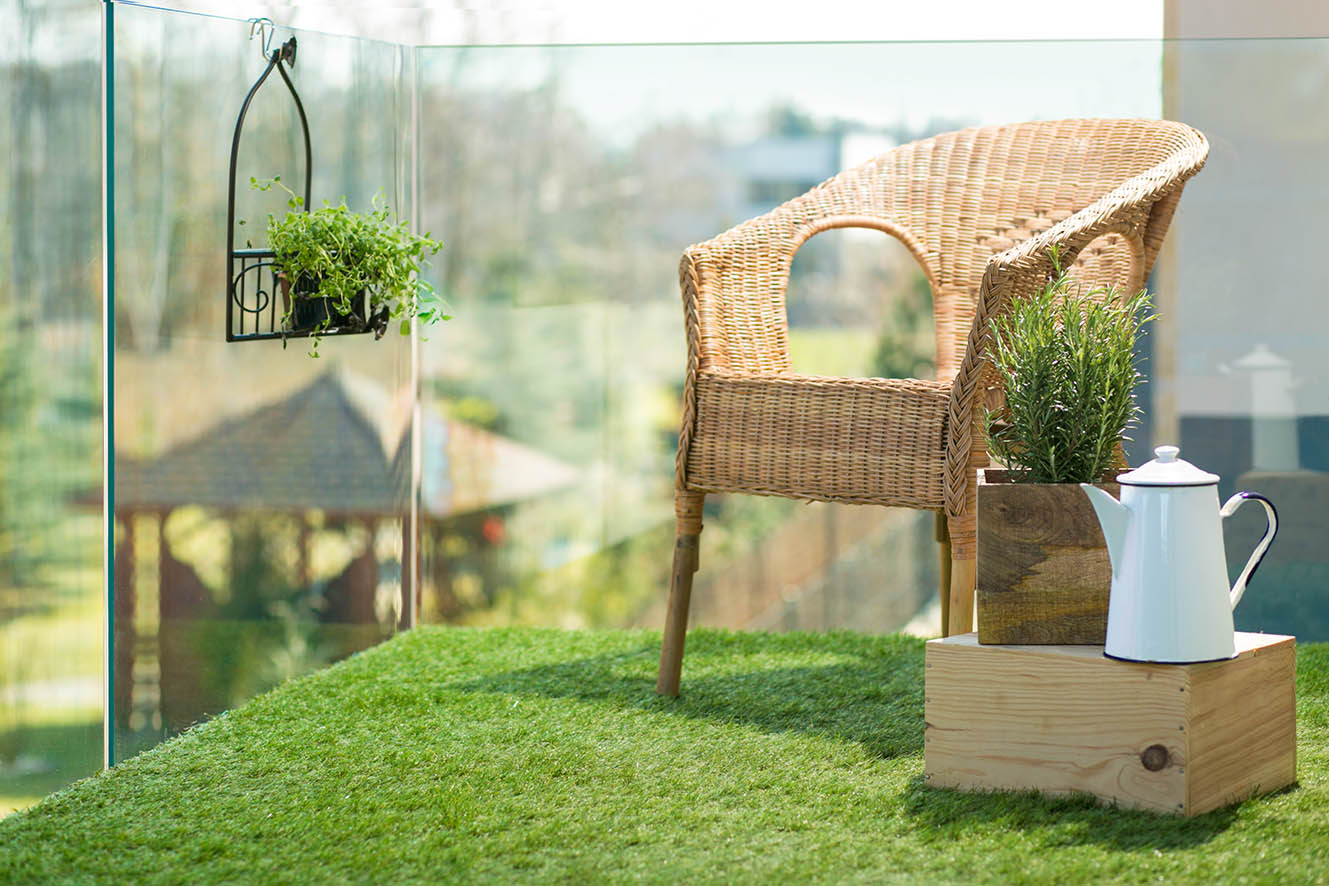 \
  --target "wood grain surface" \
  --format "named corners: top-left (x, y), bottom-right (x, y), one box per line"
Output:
top-left (923, 632), bottom-right (1296, 816)
top-left (1186, 636), bottom-right (1297, 814)
top-left (976, 470), bottom-right (1116, 644)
